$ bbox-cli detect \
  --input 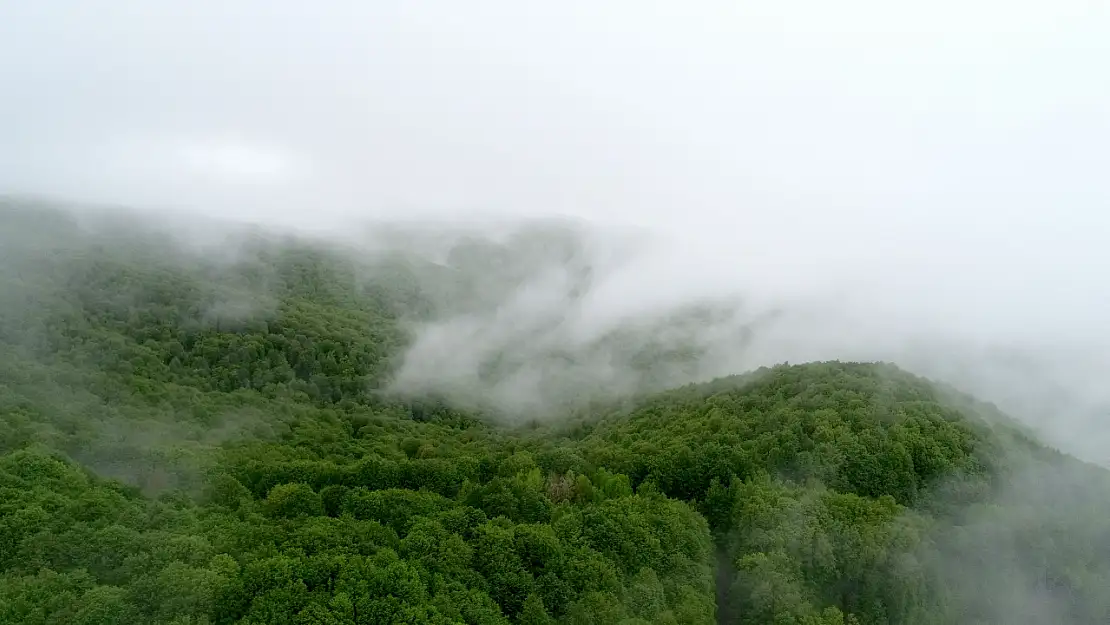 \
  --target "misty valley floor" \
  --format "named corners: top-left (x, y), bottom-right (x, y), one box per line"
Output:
top-left (2, 203), bottom-right (1110, 625)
